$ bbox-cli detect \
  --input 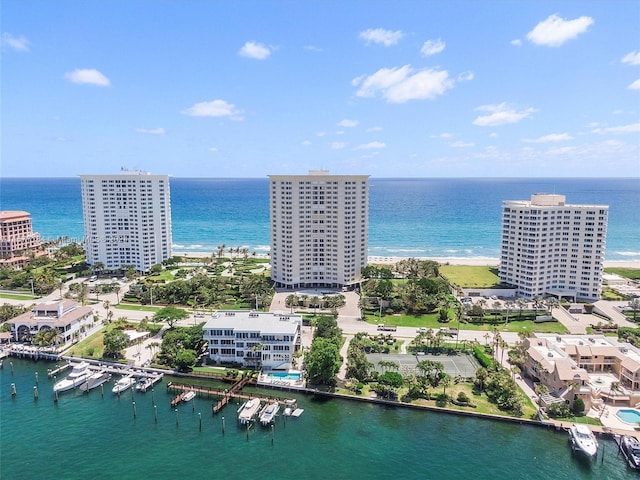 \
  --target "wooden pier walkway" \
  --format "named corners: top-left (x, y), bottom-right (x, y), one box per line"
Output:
top-left (165, 379), bottom-right (291, 415)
